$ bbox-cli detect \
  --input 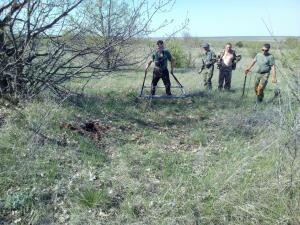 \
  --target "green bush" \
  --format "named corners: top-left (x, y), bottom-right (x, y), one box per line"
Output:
top-left (284, 37), bottom-right (300, 49)
top-left (167, 40), bottom-right (193, 68)
top-left (235, 41), bottom-right (244, 48)
top-left (276, 38), bottom-right (300, 68)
